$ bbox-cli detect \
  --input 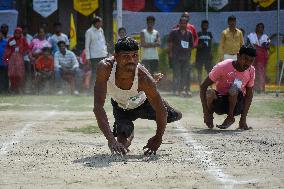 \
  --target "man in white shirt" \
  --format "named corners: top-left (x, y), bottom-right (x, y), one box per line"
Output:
top-left (49, 22), bottom-right (69, 55)
top-left (140, 16), bottom-right (160, 75)
top-left (85, 16), bottom-right (108, 86)
top-left (54, 41), bottom-right (80, 95)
